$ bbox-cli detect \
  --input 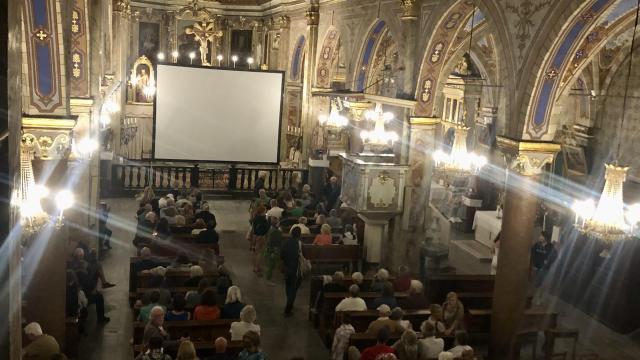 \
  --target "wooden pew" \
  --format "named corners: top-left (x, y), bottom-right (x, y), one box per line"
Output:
top-left (129, 256), bottom-right (173, 292)
top-left (129, 256), bottom-right (218, 292)
top-left (282, 233), bottom-right (343, 245)
top-left (467, 308), bottom-right (558, 336)
top-left (132, 319), bottom-right (236, 345)
top-left (301, 244), bottom-right (361, 271)
top-left (348, 332), bottom-right (403, 351)
top-left (425, 274), bottom-right (495, 304)
top-left (137, 271), bottom-right (220, 288)
top-left (147, 240), bottom-right (217, 257)
top-left (335, 309), bottom-right (431, 333)
top-left (134, 341), bottom-right (244, 357)
top-left (308, 274), bottom-right (396, 314)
